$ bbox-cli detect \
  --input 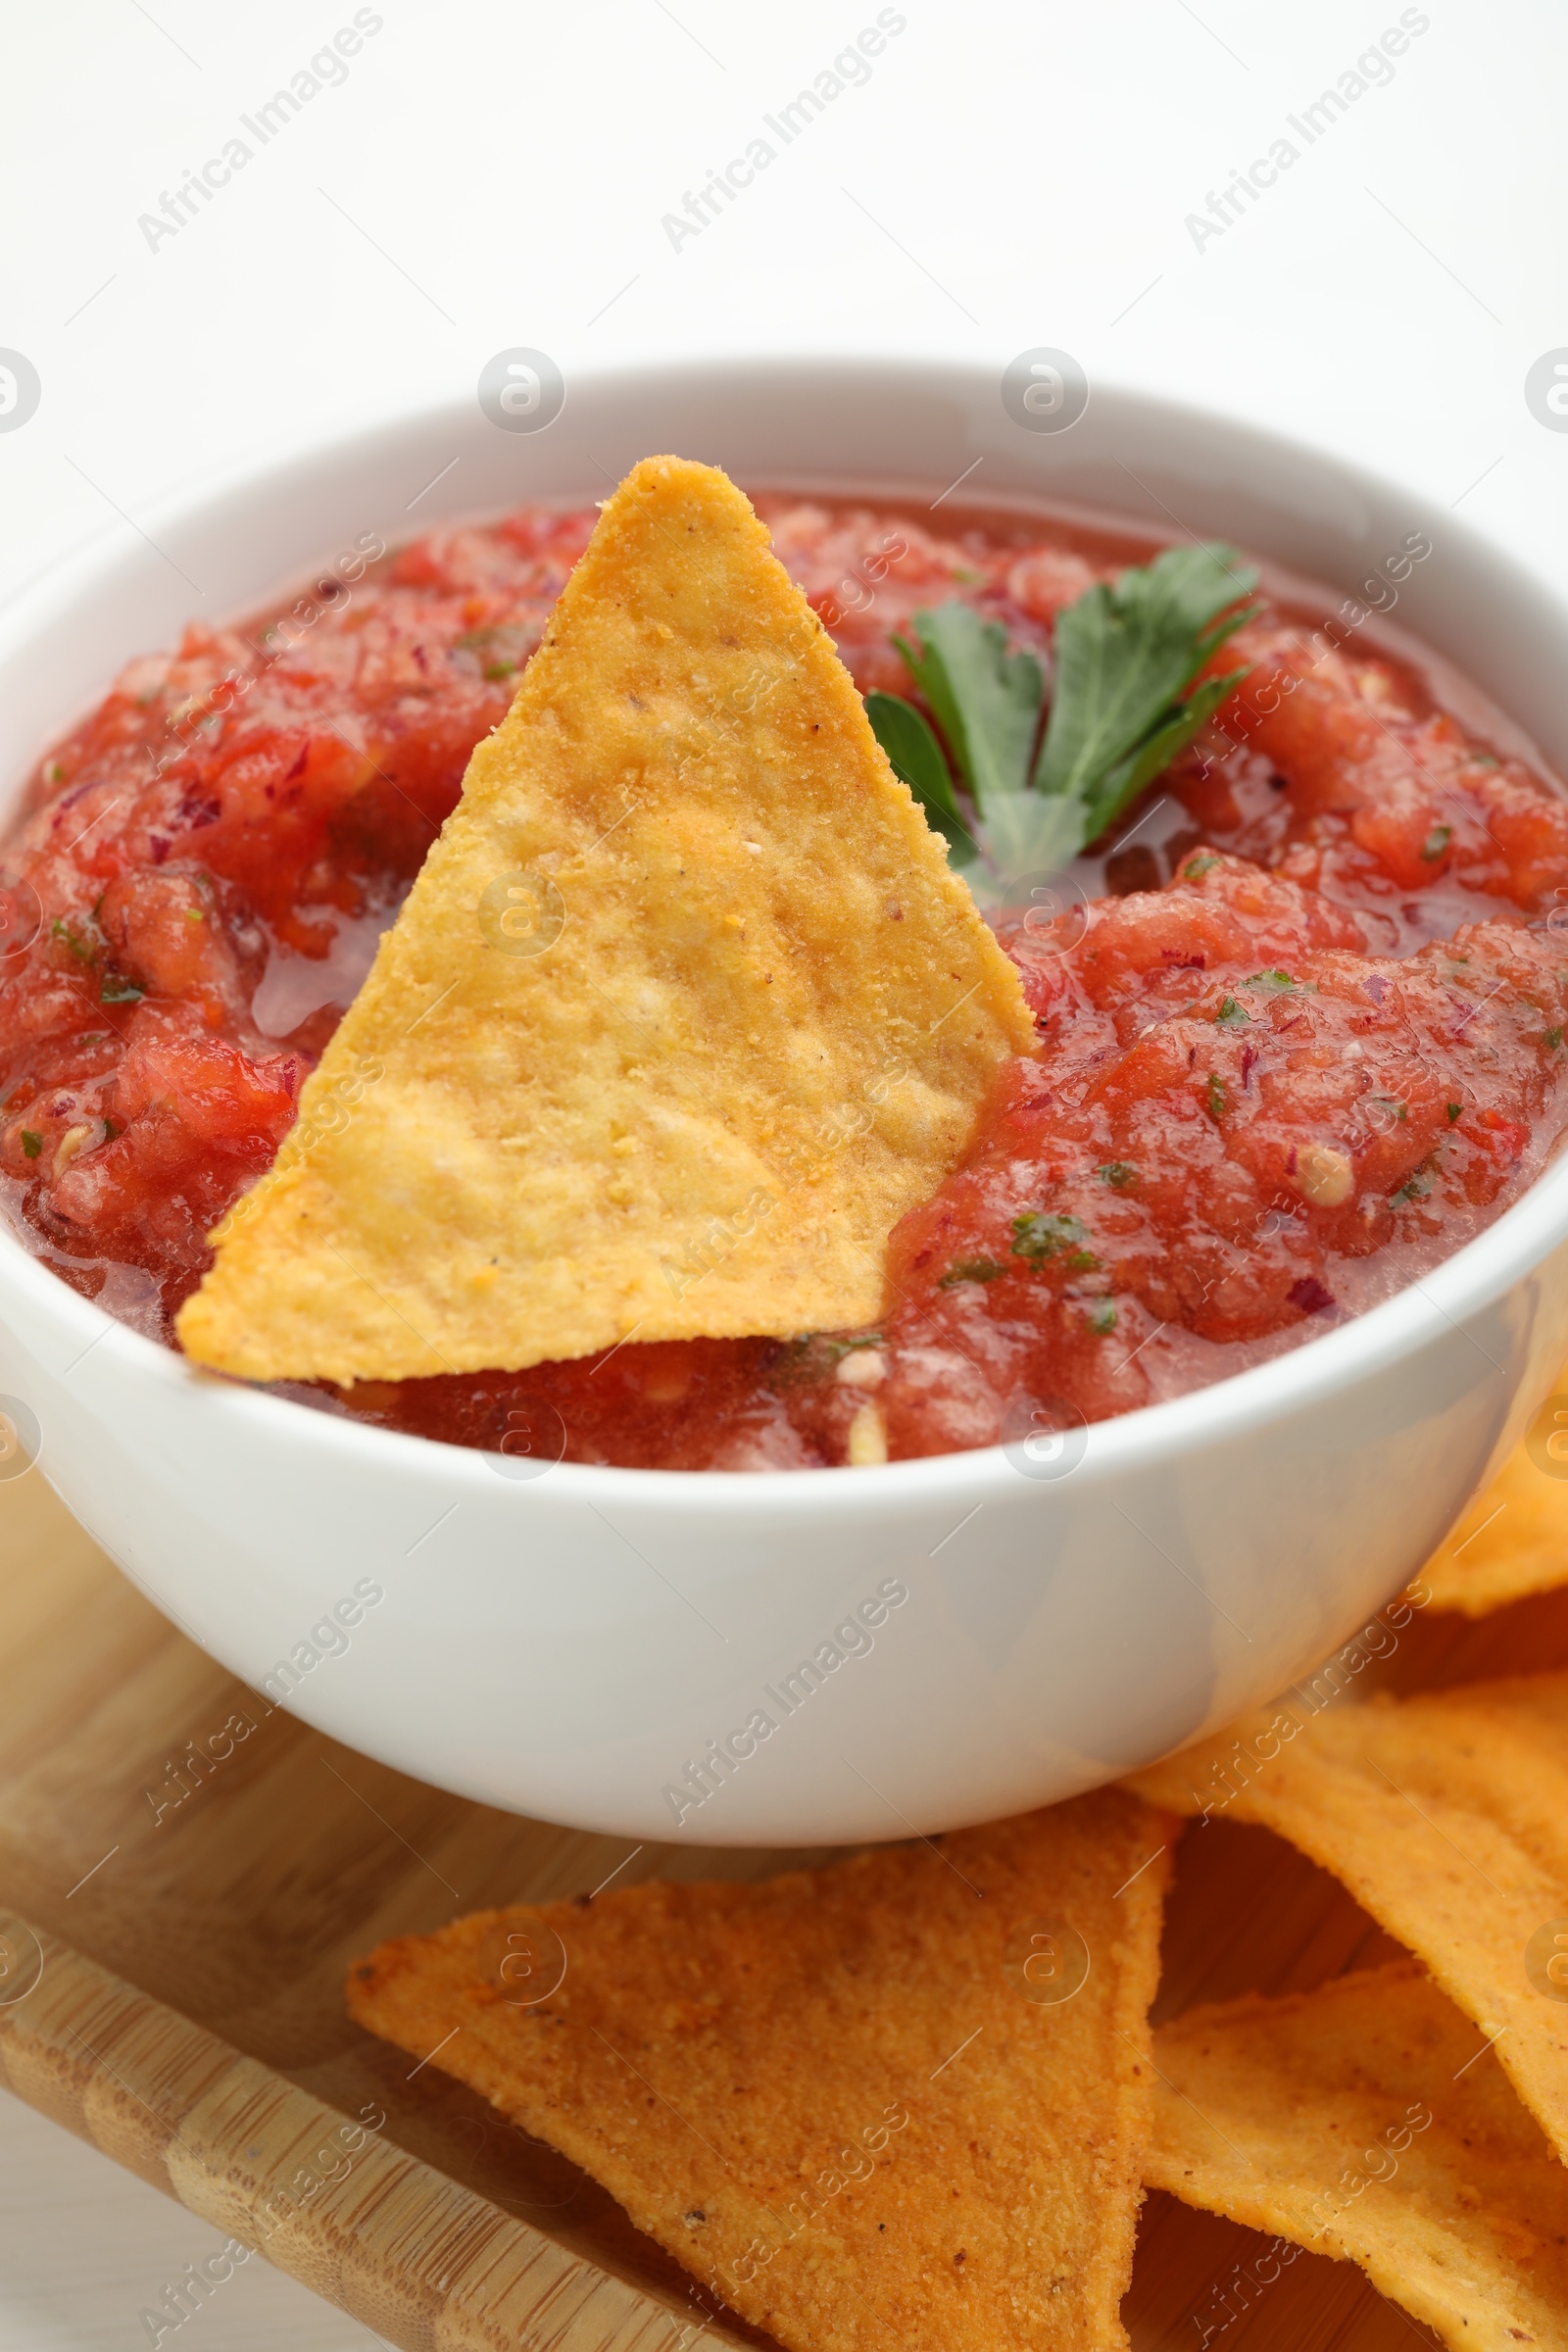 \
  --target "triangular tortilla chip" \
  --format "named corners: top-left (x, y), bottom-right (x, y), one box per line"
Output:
top-left (1421, 1409), bottom-right (1568, 1615)
top-left (1126, 1673), bottom-right (1568, 2164)
top-left (178, 456), bottom-right (1032, 1383)
top-left (1148, 1963), bottom-right (1568, 2351)
top-left (346, 1792), bottom-right (1173, 2352)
